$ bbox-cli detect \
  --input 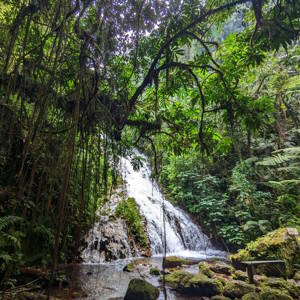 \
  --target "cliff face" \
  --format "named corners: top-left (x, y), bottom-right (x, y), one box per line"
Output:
top-left (81, 188), bottom-right (151, 263)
